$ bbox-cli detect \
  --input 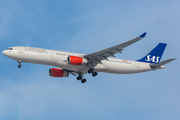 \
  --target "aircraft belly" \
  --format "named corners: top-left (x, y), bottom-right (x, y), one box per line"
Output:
top-left (55, 60), bottom-right (89, 72)
top-left (94, 63), bottom-right (107, 72)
